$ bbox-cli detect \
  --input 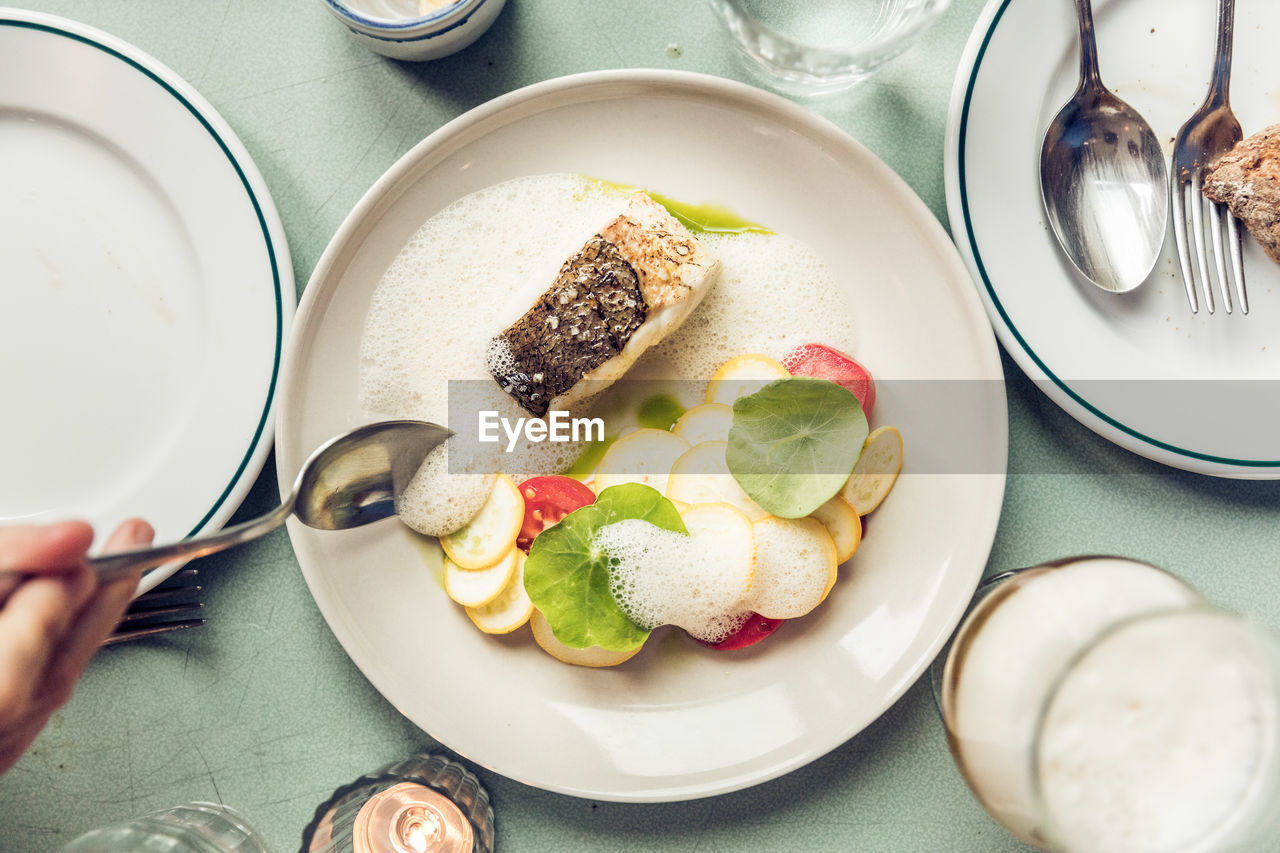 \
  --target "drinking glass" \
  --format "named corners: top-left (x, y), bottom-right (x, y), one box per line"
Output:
top-left (938, 556), bottom-right (1280, 852)
top-left (707, 0), bottom-right (952, 96)
top-left (59, 802), bottom-right (269, 853)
